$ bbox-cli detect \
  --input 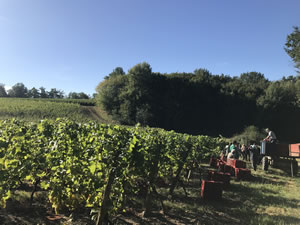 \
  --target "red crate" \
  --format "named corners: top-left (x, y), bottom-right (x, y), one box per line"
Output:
top-left (201, 180), bottom-right (223, 200)
top-left (235, 168), bottom-right (251, 180)
top-left (234, 160), bottom-right (246, 168)
top-left (224, 165), bottom-right (235, 176)
top-left (226, 158), bottom-right (235, 167)
top-left (289, 143), bottom-right (300, 157)
top-left (227, 159), bottom-right (246, 168)
top-left (208, 171), bottom-right (231, 188)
